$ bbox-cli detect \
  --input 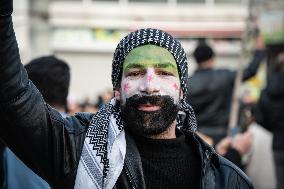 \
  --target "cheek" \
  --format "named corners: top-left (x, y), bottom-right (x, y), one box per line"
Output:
top-left (172, 83), bottom-right (180, 92)
top-left (121, 79), bottom-right (140, 98)
top-left (121, 82), bottom-right (131, 98)
top-left (159, 79), bottom-right (181, 100)
top-left (123, 83), bottom-right (130, 93)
